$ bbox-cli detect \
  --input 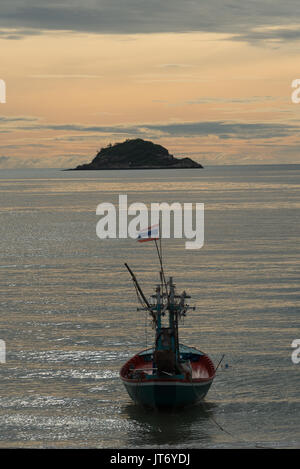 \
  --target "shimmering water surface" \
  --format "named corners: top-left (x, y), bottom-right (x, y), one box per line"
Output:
top-left (0, 165), bottom-right (299, 448)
